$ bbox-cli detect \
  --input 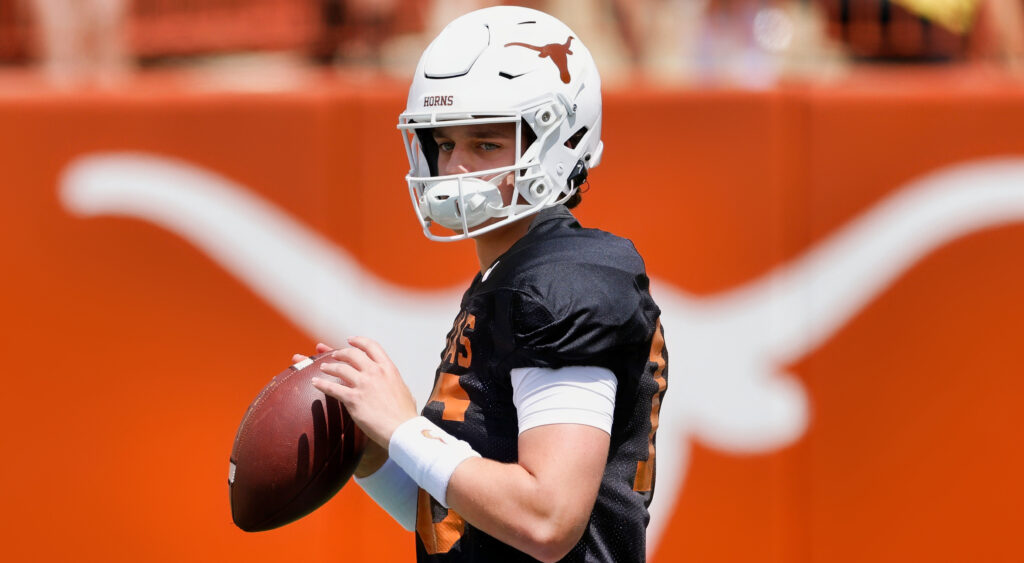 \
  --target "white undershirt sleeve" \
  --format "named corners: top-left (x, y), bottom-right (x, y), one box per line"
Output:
top-left (510, 366), bottom-right (618, 435)
top-left (354, 457), bottom-right (418, 531)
